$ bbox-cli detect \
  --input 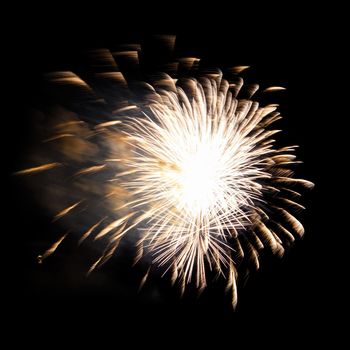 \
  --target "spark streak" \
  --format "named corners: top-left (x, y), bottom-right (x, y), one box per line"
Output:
top-left (15, 162), bottom-right (61, 175)
top-left (53, 201), bottom-right (82, 221)
top-left (37, 233), bottom-right (68, 263)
